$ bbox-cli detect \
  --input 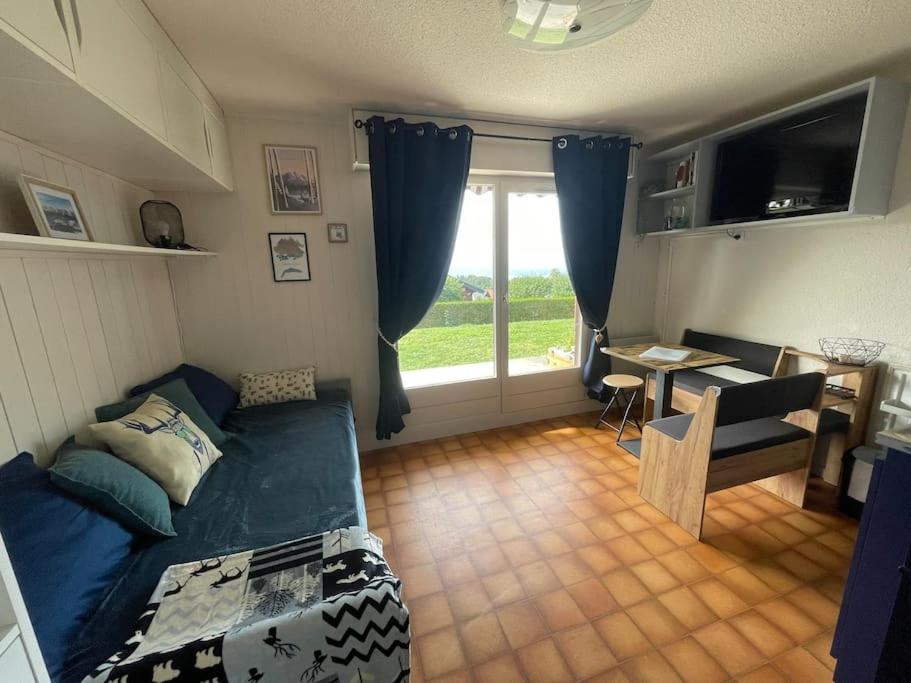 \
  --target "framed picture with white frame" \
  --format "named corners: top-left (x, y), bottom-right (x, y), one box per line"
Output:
top-left (18, 175), bottom-right (93, 241)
